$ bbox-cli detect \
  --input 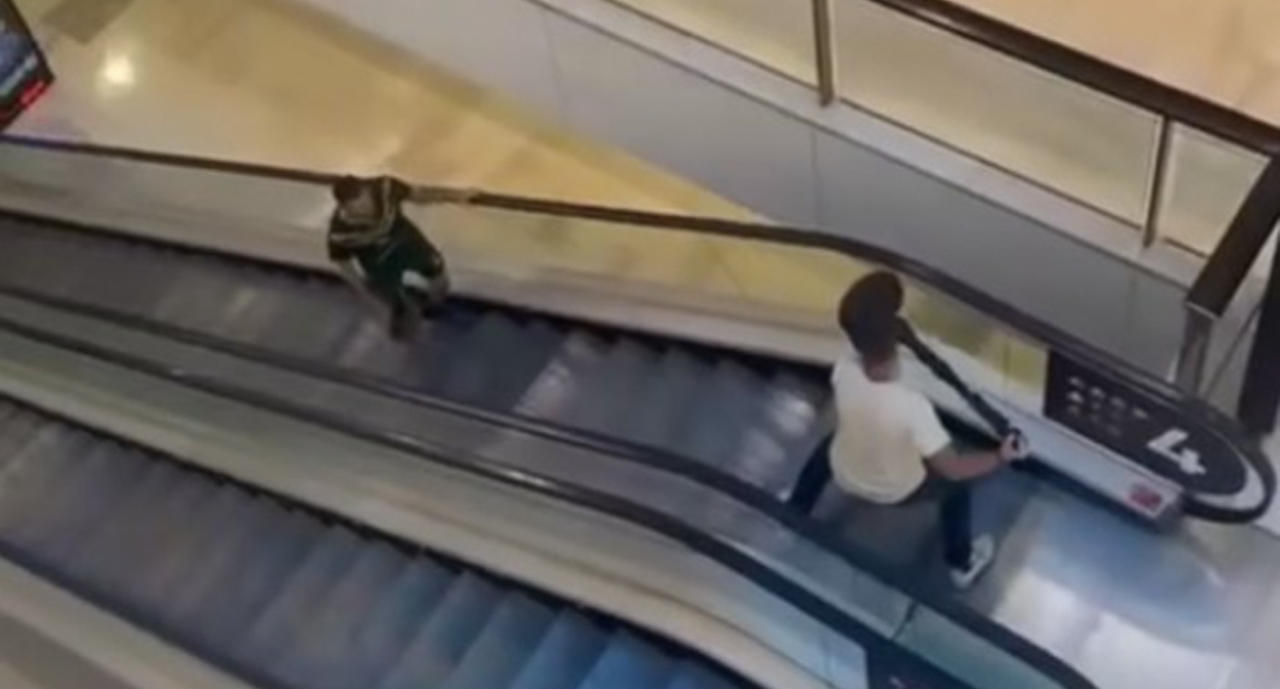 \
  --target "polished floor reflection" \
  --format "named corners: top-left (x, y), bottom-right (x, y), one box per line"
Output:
top-left (11, 0), bottom-right (747, 215)
top-left (972, 480), bottom-right (1280, 689)
top-left (816, 467), bottom-right (1280, 689)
